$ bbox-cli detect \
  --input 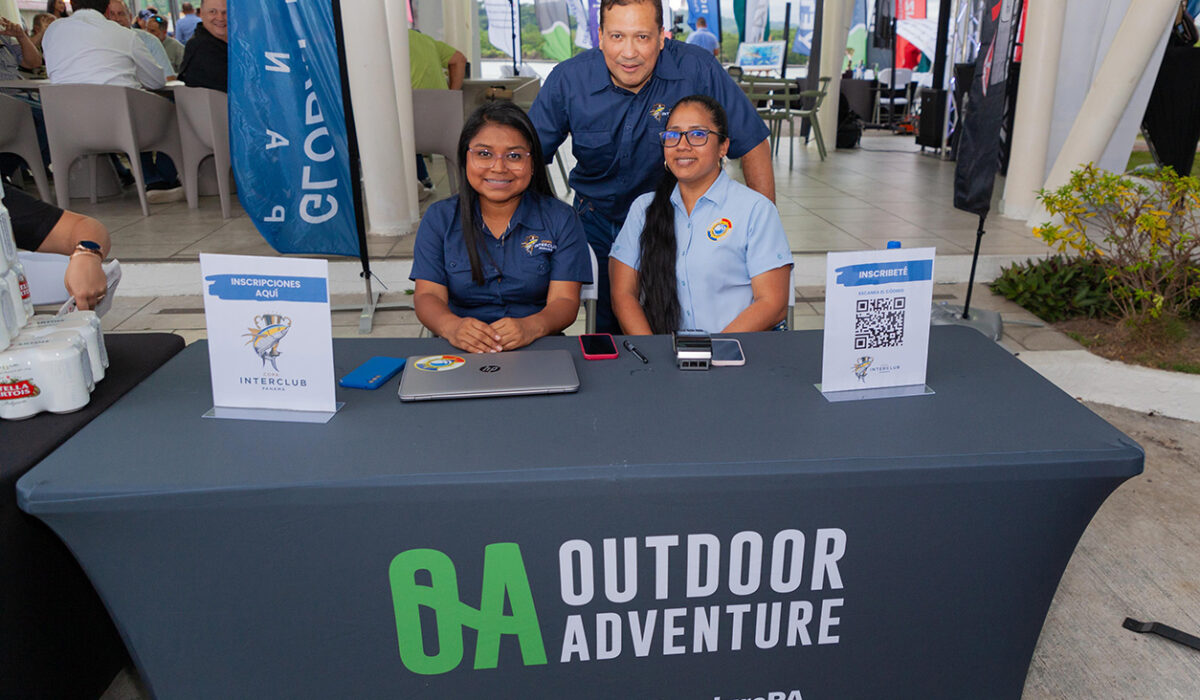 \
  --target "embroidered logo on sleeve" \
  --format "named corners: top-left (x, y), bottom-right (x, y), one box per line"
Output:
top-left (707, 218), bottom-right (733, 242)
